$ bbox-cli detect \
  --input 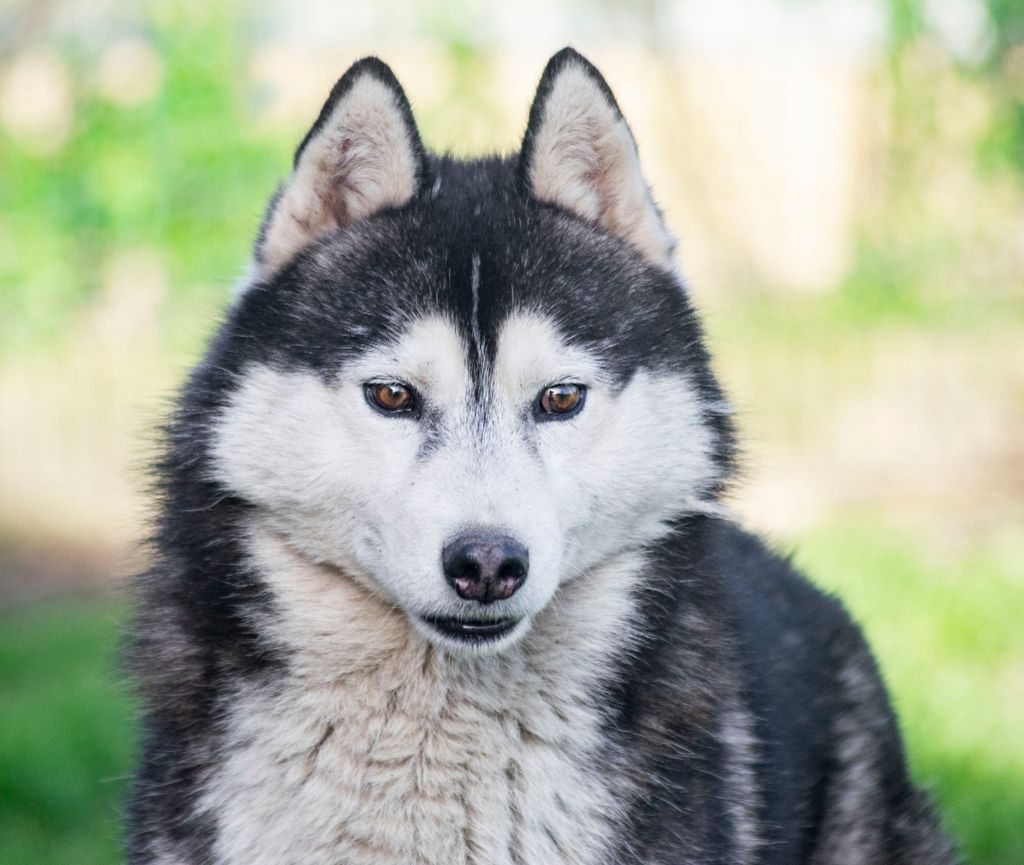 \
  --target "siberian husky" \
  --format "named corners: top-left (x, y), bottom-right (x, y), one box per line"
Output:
top-left (128, 48), bottom-right (956, 865)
